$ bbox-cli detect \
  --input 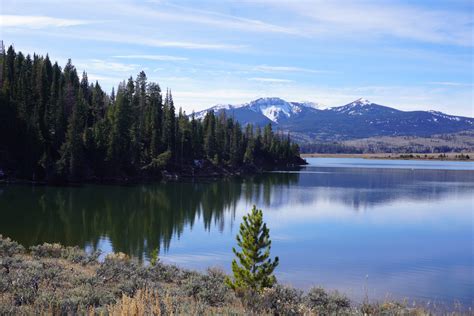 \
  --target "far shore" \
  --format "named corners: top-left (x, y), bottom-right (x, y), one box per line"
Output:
top-left (301, 152), bottom-right (473, 161)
